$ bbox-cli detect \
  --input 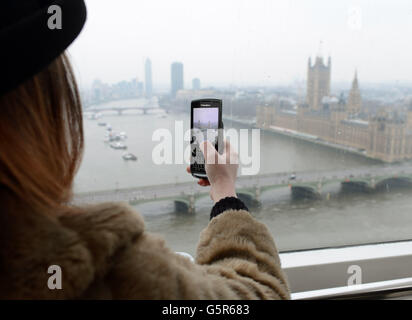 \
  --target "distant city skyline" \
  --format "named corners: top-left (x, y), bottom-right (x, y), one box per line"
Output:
top-left (69, 0), bottom-right (412, 88)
